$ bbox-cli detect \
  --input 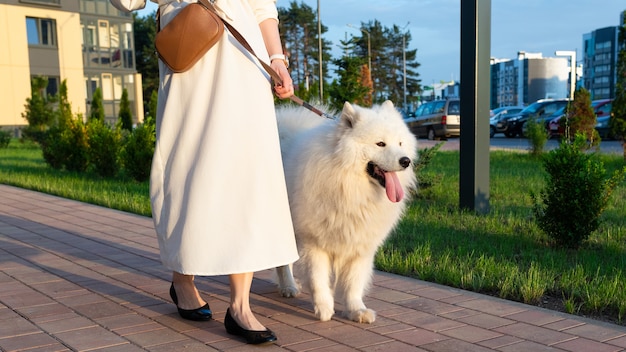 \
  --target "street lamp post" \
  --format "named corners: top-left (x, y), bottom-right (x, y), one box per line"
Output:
top-left (555, 50), bottom-right (577, 100)
top-left (317, 0), bottom-right (323, 102)
top-left (401, 22), bottom-right (410, 112)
